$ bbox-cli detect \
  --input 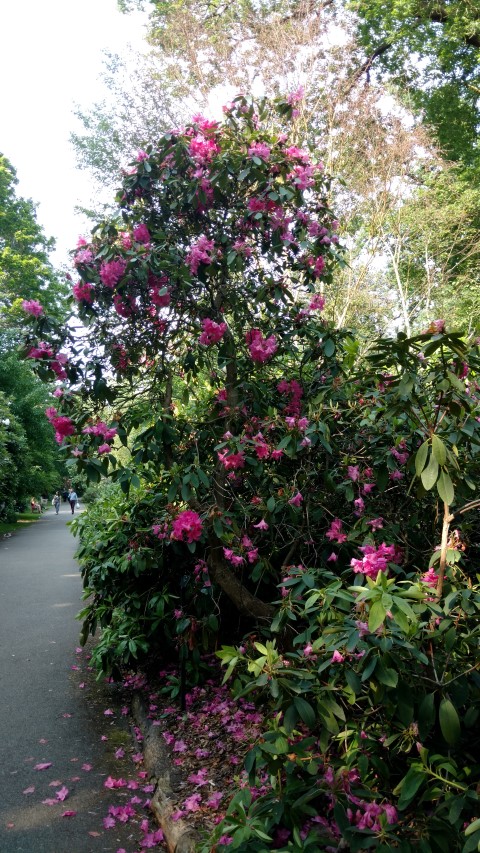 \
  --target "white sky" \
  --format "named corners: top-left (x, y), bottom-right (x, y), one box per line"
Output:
top-left (0, 0), bottom-right (148, 264)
